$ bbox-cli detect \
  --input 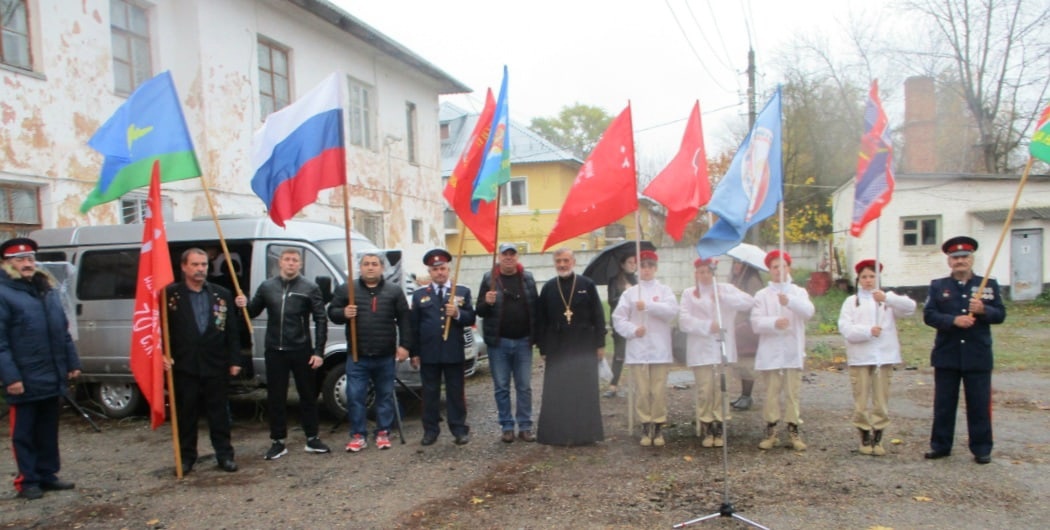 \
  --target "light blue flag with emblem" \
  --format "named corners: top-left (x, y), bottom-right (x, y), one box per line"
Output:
top-left (470, 66), bottom-right (510, 212)
top-left (697, 87), bottom-right (782, 258)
